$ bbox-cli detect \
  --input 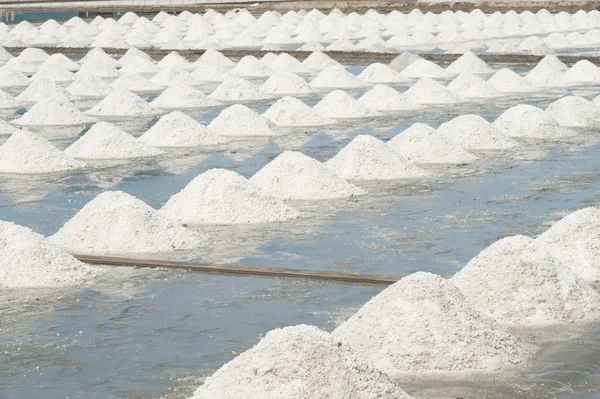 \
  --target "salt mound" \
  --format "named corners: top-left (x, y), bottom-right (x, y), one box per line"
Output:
top-left (313, 90), bottom-right (380, 119)
top-left (86, 89), bottom-right (160, 116)
top-left (118, 47), bottom-right (151, 67)
top-left (15, 96), bottom-right (96, 126)
top-left (486, 40), bottom-right (521, 54)
top-left (301, 51), bottom-right (339, 70)
top-left (446, 51), bottom-right (494, 75)
top-left (389, 53), bottom-right (423, 72)
top-left (49, 191), bottom-right (200, 255)
top-left (447, 73), bottom-right (502, 99)
top-left (196, 49), bottom-right (235, 68)
top-left (231, 55), bottom-right (274, 78)
top-left (536, 208), bottom-right (600, 282)
top-left (438, 114), bottom-right (519, 150)
top-left (493, 104), bottom-right (576, 138)
top-left (65, 122), bottom-right (162, 159)
top-left (120, 55), bottom-right (160, 75)
top-left (0, 119), bottom-right (18, 136)
top-left (77, 58), bottom-right (119, 78)
top-left (524, 62), bottom-right (573, 87)
top-left (327, 38), bottom-right (356, 51)
top-left (297, 41), bottom-right (326, 51)
top-left (388, 123), bottom-right (478, 164)
top-left (325, 135), bottom-right (429, 180)
top-left (208, 104), bottom-right (277, 136)
top-left (538, 55), bottom-right (568, 72)
top-left (140, 111), bottom-right (227, 147)
top-left (151, 66), bottom-right (199, 87)
top-left (530, 43), bottom-right (555, 56)
top-left (0, 67), bottom-right (30, 87)
top-left (16, 79), bottom-right (67, 103)
top-left (309, 65), bottom-right (369, 89)
top-left (66, 74), bottom-right (113, 97)
top-left (18, 47), bottom-right (49, 63)
top-left (545, 96), bottom-right (600, 127)
top-left (401, 59), bottom-right (454, 79)
top-left (0, 89), bottom-right (24, 109)
top-left (0, 221), bottom-right (98, 289)
top-left (156, 51), bottom-right (192, 70)
top-left (190, 61), bottom-right (232, 82)
top-left (151, 84), bottom-right (220, 109)
top-left (334, 272), bottom-right (530, 378)
top-left (111, 72), bottom-right (163, 92)
top-left (191, 325), bottom-right (411, 399)
top-left (357, 85), bottom-right (420, 111)
top-left (451, 235), bottom-right (600, 326)
top-left (0, 130), bottom-right (86, 174)
top-left (263, 96), bottom-right (334, 127)
top-left (260, 72), bottom-right (312, 95)
top-left (403, 78), bottom-right (462, 105)
top-left (30, 62), bottom-right (74, 83)
top-left (487, 69), bottom-right (537, 93)
top-left (268, 53), bottom-right (311, 74)
top-left (250, 151), bottom-right (365, 200)
top-left (357, 63), bottom-right (410, 83)
top-left (564, 60), bottom-right (600, 82)
top-left (209, 77), bottom-right (272, 101)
